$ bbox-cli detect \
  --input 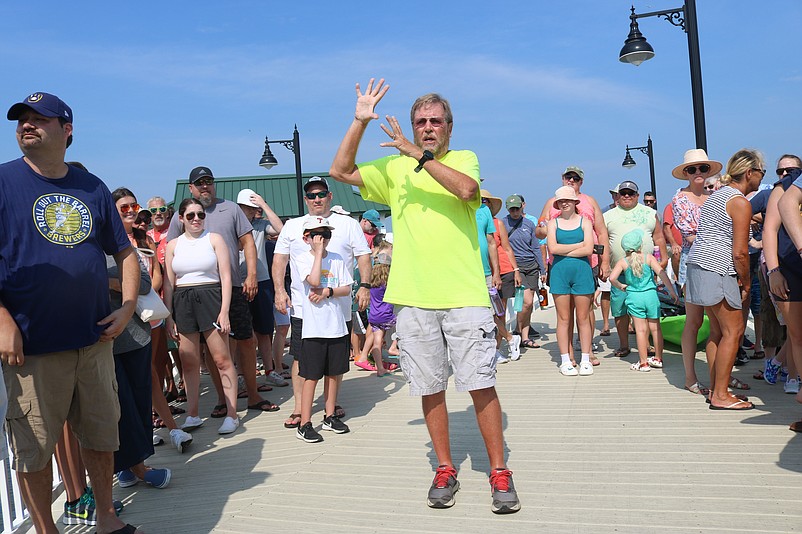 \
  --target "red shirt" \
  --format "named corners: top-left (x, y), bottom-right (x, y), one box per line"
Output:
top-left (147, 227), bottom-right (169, 266)
top-left (662, 204), bottom-right (682, 246)
top-left (493, 218), bottom-right (515, 275)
